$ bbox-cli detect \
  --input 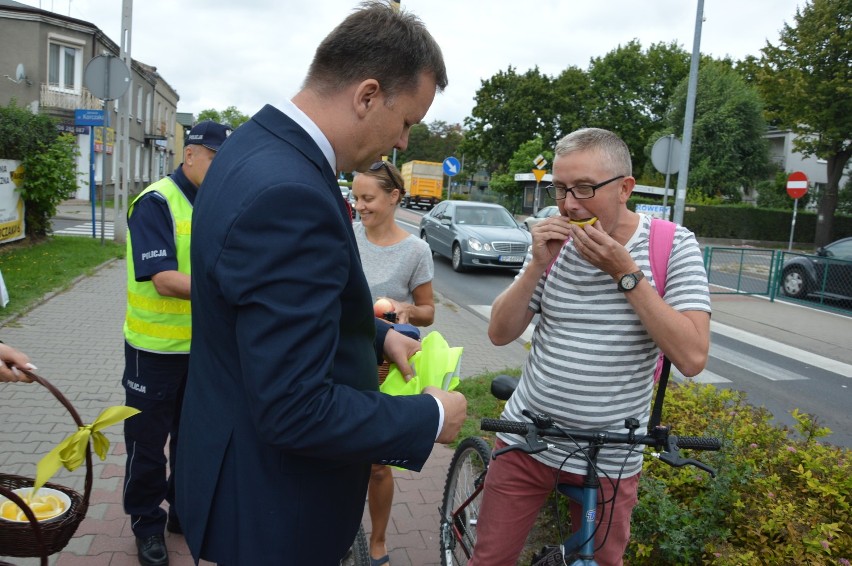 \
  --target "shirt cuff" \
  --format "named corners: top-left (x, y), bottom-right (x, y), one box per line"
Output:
top-left (433, 395), bottom-right (445, 441)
